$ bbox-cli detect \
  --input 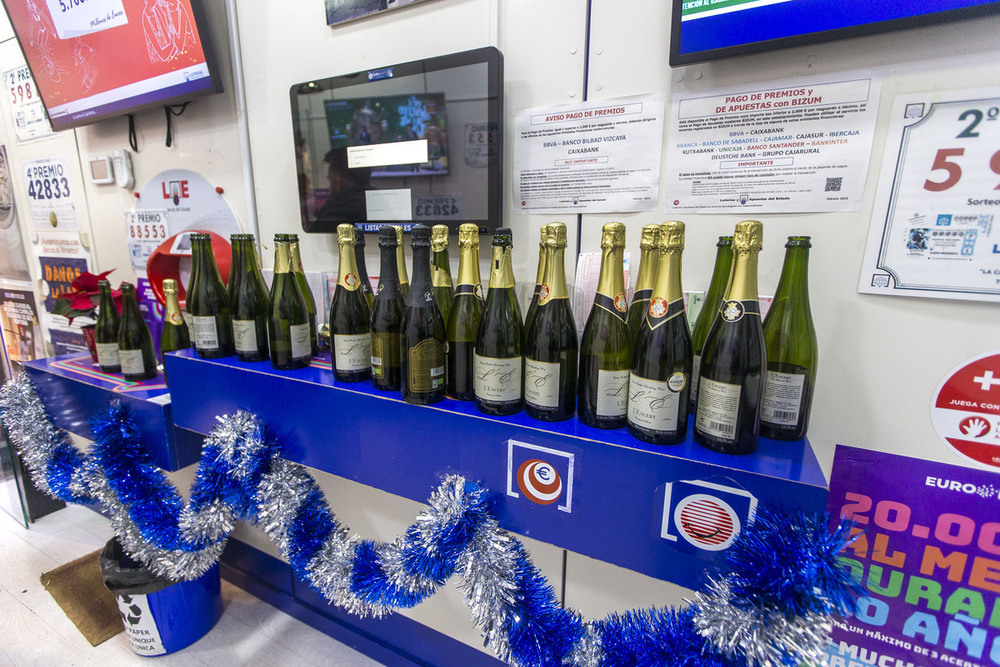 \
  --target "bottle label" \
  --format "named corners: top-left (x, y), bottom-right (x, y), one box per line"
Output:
top-left (371, 335), bottom-right (384, 378)
top-left (289, 322), bottom-right (312, 361)
top-left (167, 311), bottom-right (184, 326)
top-left (695, 377), bottom-right (741, 441)
top-left (232, 320), bottom-right (259, 353)
top-left (691, 354), bottom-right (701, 402)
top-left (524, 358), bottom-right (560, 408)
top-left (593, 293), bottom-right (628, 324)
top-left (720, 299), bottom-right (760, 323)
top-left (119, 349), bottom-right (146, 377)
top-left (341, 273), bottom-right (361, 291)
top-left (645, 297), bottom-right (686, 330)
top-left (761, 370), bottom-right (805, 426)
top-left (595, 368), bottom-right (629, 418)
top-left (96, 342), bottom-right (120, 368)
top-left (191, 315), bottom-right (220, 351)
top-left (334, 333), bottom-right (371, 371)
top-left (628, 373), bottom-right (682, 432)
top-left (475, 354), bottom-right (523, 403)
top-left (408, 339), bottom-right (445, 392)
top-left (632, 288), bottom-right (653, 303)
